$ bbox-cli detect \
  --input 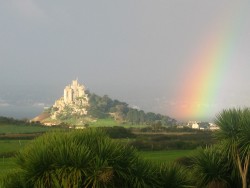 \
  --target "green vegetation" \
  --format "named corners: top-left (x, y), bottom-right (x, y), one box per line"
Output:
top-left (0, 149), bottom-right (192, 180)
top-left (191, 146), bottom-right (234, 187)
top-left (0, 116), bottom-right (57, 134)
top-left (0, 124), bottom-right (53, 134)
top-left (2, 107), bottom-right (249, 187)
top-left (1, 130), bottom-right (192, 188)
top-left (0, 140), bottom-right (30, 154)
top-left (0, 158), bottom-right (16, 177)
top-left (44, 91), bottom-right (177, 127)
top-left (140, 150), bottom-right (194, 163)
top-left (89, 118), bottom-right (119, 127)
top-left (214, 108), bottom-right (250, 188)
top-left (89, 118), bottom-right (149, 129)
top-left (100, 126), bottom-right (136, 139)
top-left (189, 107), bottom-right (250, 187)
top-left (130, 131), bottom-right (214, 150)
top-left (86, 92), bottom-right (176, 126)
